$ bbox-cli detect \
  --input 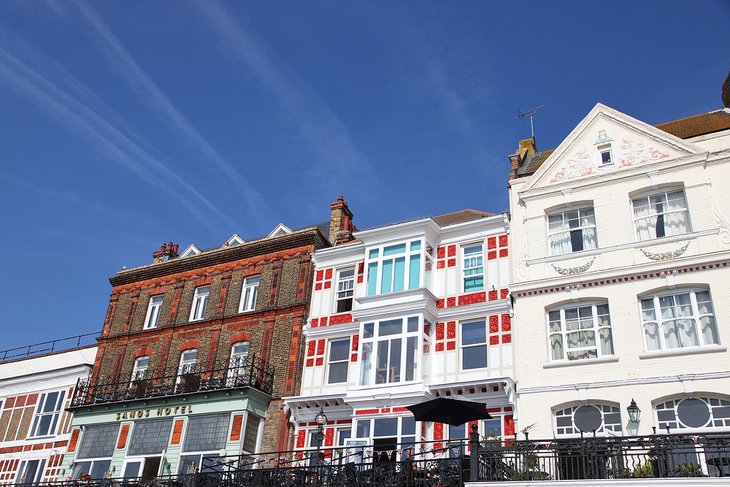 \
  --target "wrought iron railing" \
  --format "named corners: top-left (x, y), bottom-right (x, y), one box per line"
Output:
top-left (0, 332), bottom-right (99, 363)
top-left (70, 355), bottom-right (275, 407)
